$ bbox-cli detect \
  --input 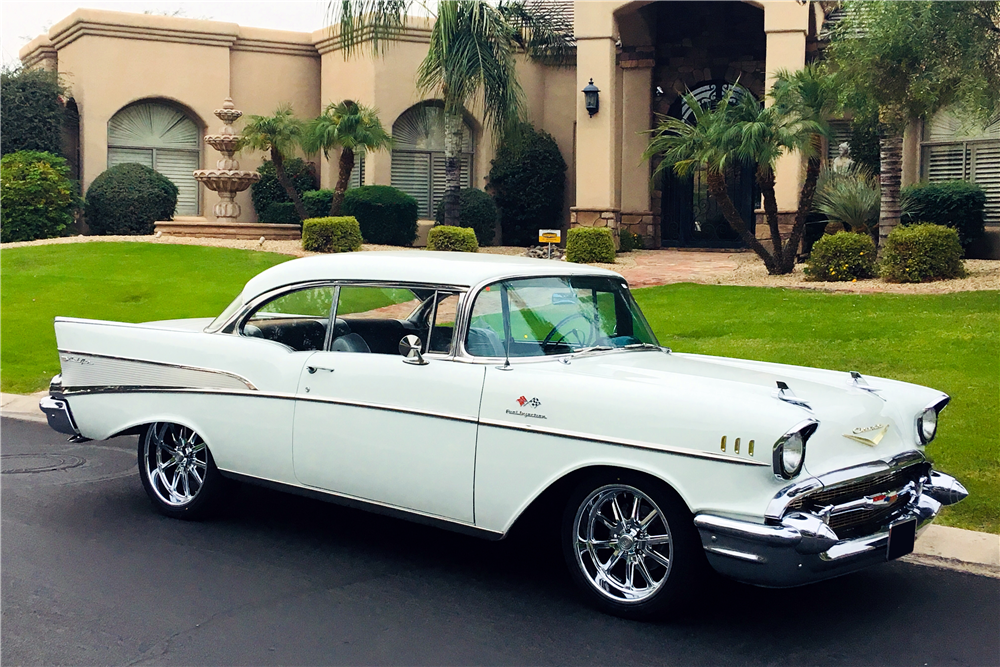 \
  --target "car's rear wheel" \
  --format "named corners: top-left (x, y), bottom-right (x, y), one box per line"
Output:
top-left (138, 422), bottom-right (225, 520)
top-left (562, 472), bottom-right (704, 619)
